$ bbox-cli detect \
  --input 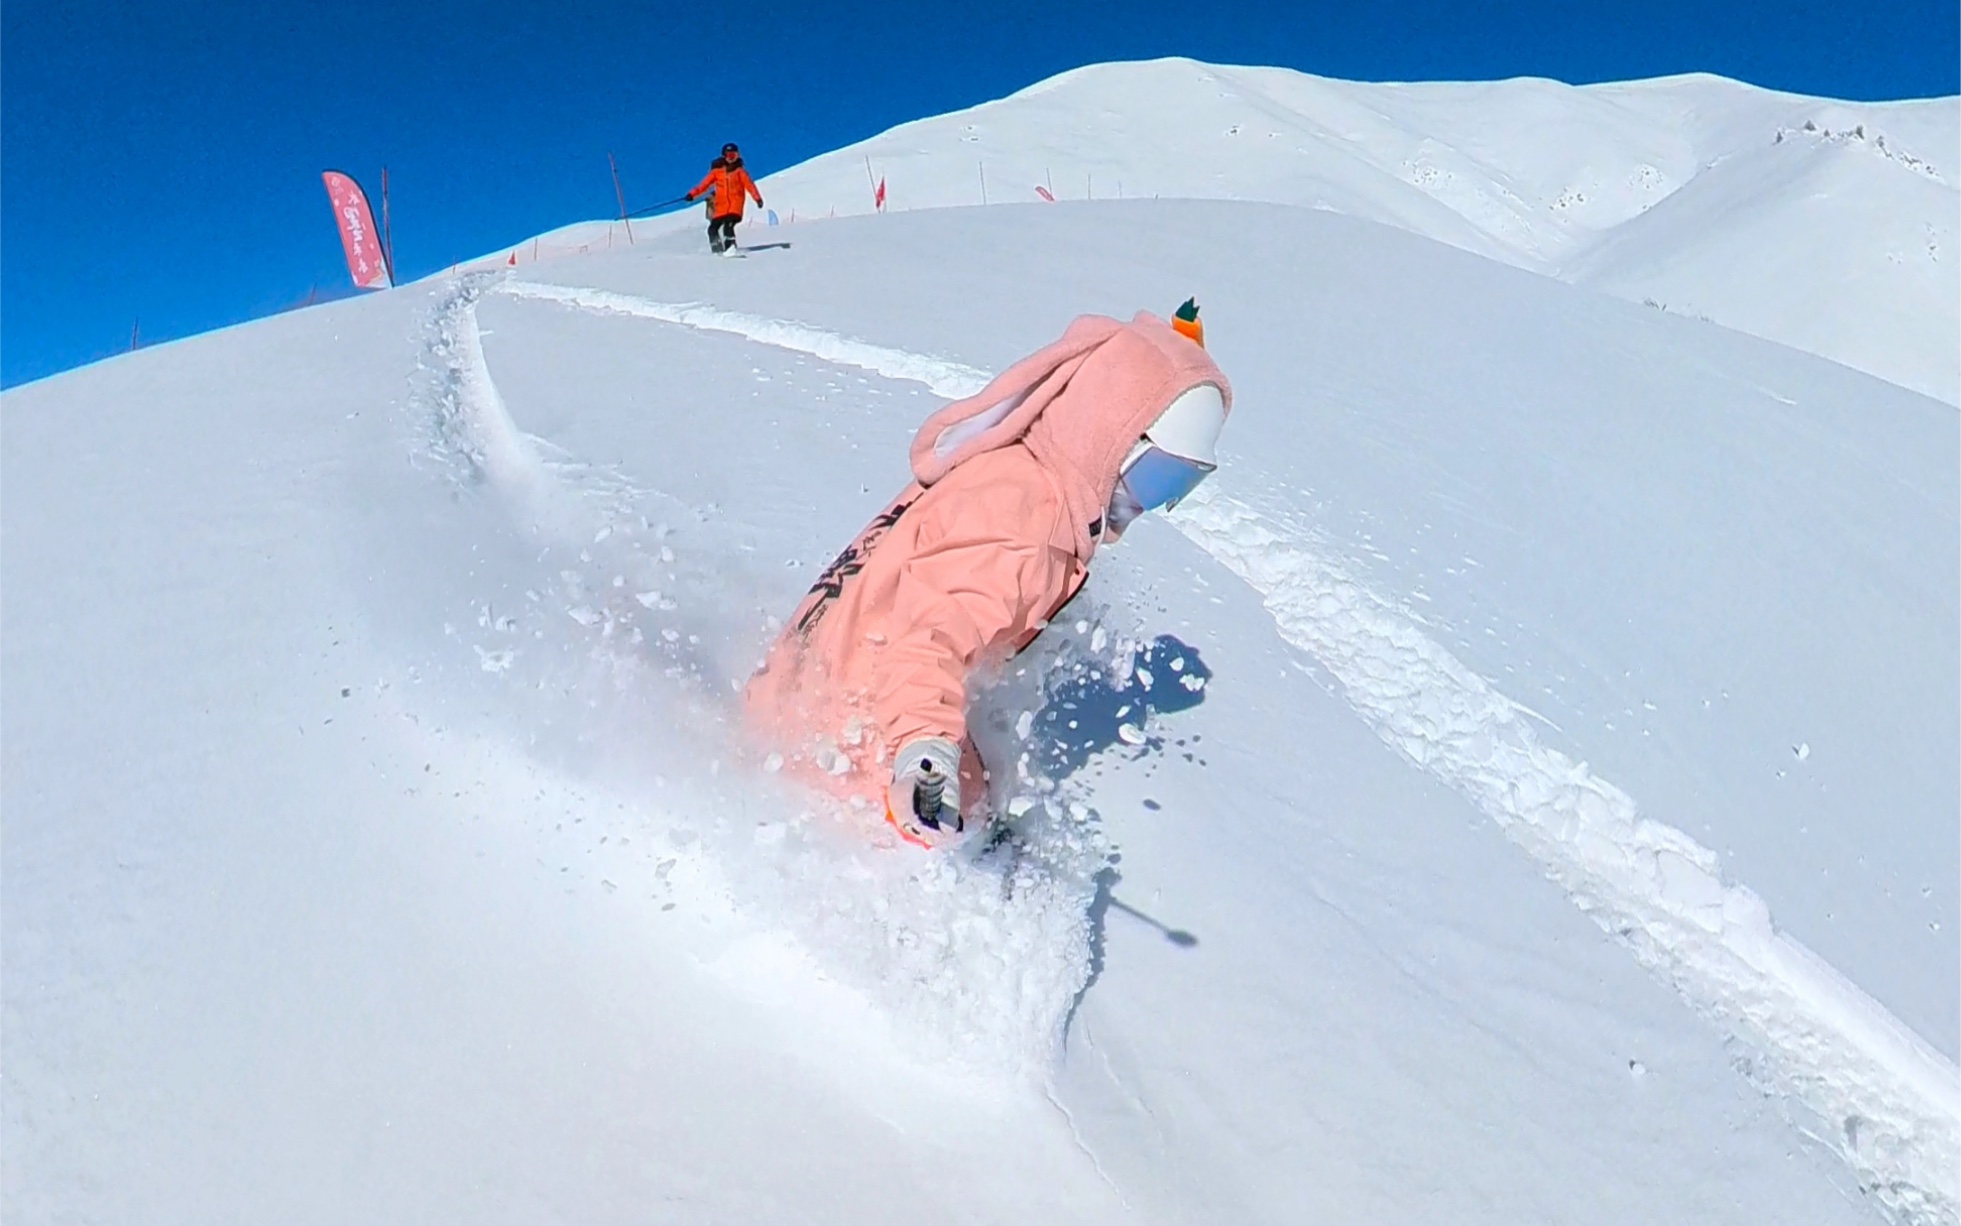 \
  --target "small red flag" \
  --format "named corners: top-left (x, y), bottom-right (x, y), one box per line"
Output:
top-left (874, 177), bottom-right (887, 211)
top-left (1034, 185), bottom-right (1055, 203)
